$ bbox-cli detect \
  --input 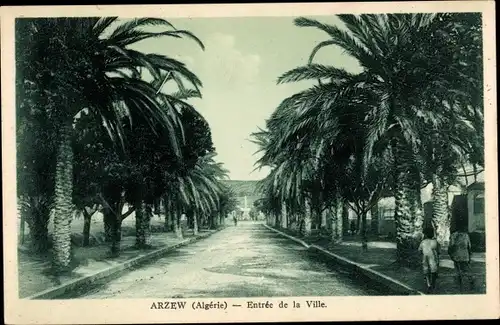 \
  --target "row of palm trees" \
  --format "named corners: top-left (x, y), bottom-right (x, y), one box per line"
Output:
top-left (252, 13), bottom-right (483, 266)
top-left (16, 17), bottom-right (238, 272)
